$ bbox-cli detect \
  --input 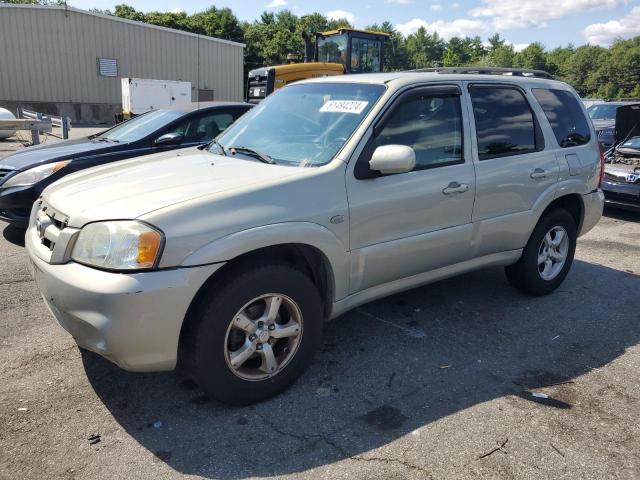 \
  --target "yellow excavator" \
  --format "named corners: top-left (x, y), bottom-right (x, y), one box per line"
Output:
top-left (246, 28), bottom-right (390, 103)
